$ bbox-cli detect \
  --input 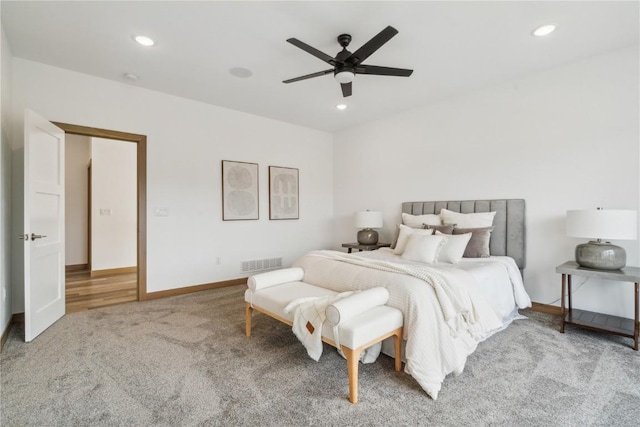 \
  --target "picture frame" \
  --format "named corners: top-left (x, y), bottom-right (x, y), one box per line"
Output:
top-left (221, 160), bottom-right (259, 220)
top-left (269, 166), bottom-right (299, 220)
